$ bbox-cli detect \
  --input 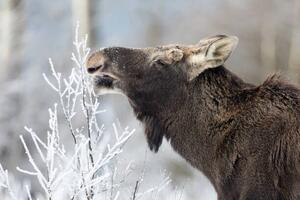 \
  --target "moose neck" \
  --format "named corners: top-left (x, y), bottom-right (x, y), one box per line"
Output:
top-left (129, 65), bottom-right (253, 182)
top-left (191, 65), bottom-right (252, 103)
top-left (163, 66), bottom-right (253, 186)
